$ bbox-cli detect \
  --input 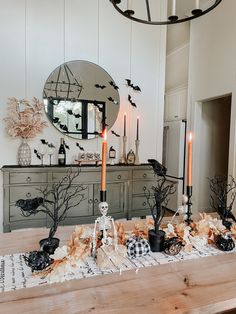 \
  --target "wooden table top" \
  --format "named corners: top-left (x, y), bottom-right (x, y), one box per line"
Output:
top-left (1, 219), bottom-right (236, 314)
